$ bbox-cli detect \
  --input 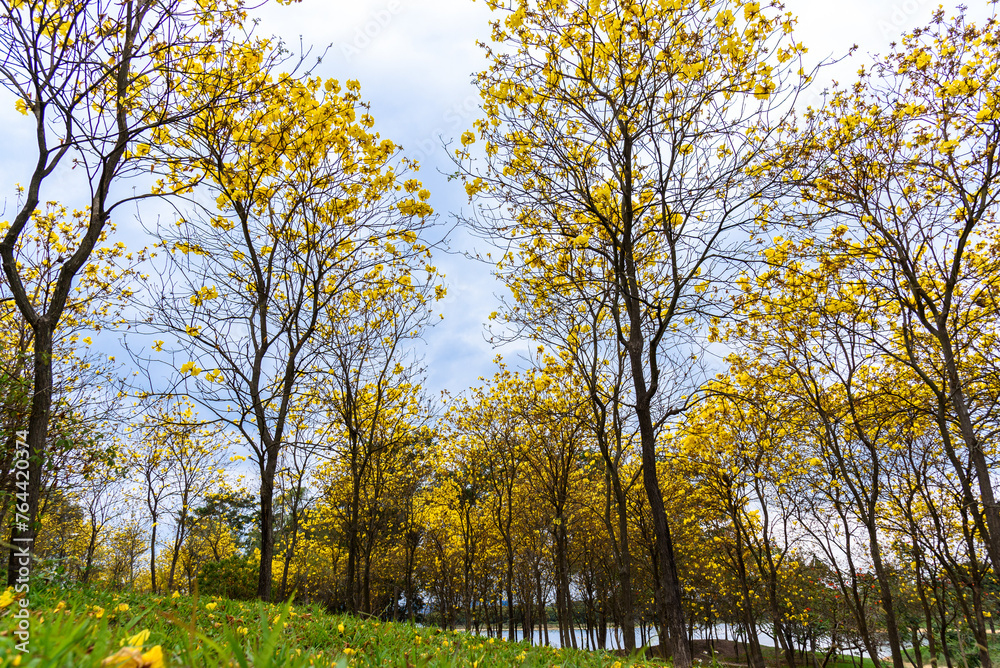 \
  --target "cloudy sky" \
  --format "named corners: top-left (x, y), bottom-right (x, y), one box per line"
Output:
top-left (1, 0), bottom-right (995, 401)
